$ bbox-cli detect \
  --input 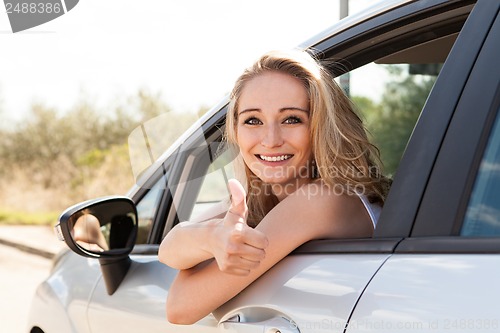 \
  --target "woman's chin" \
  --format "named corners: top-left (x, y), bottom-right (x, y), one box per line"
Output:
top-left (260, 177), bottom-right (302, 187)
